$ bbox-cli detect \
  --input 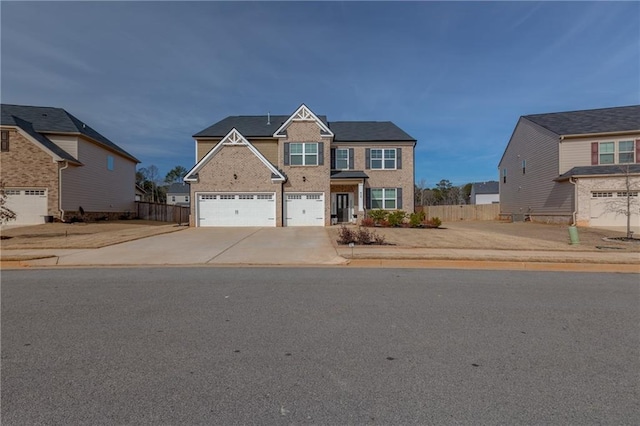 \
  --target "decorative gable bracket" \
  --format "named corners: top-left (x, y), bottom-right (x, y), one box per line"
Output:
top-left (273, 104), bottom-right (334, 138)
